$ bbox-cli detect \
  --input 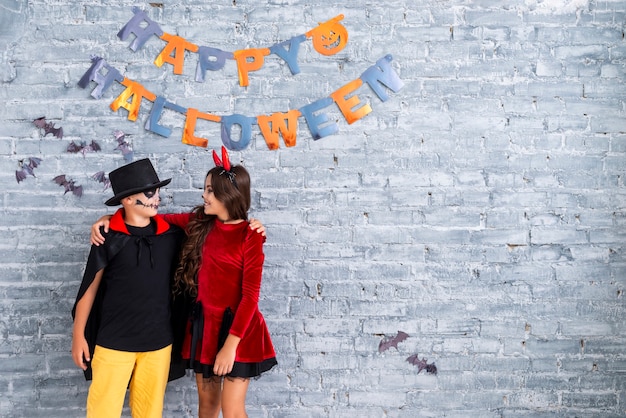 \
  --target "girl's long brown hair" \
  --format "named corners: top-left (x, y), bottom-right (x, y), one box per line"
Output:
top-left (173, 165), bottom-right (251, 297)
